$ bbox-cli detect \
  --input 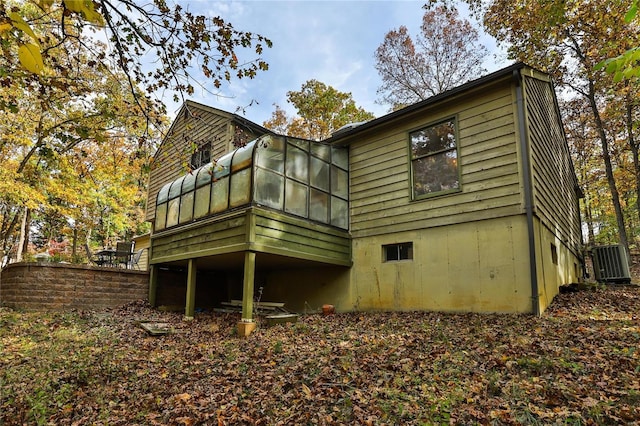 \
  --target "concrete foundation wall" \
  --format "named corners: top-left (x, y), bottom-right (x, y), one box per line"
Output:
top-left (349, 215), bottom-right (533, 314)
top-left (0, 262), bottom-right (149, 310)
